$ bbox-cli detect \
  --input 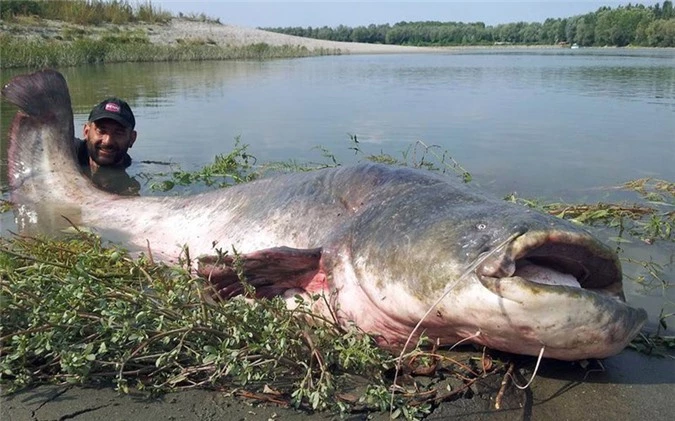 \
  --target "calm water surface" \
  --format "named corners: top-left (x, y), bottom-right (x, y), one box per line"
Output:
top-left (1, 48), bottom-right (674, 332)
